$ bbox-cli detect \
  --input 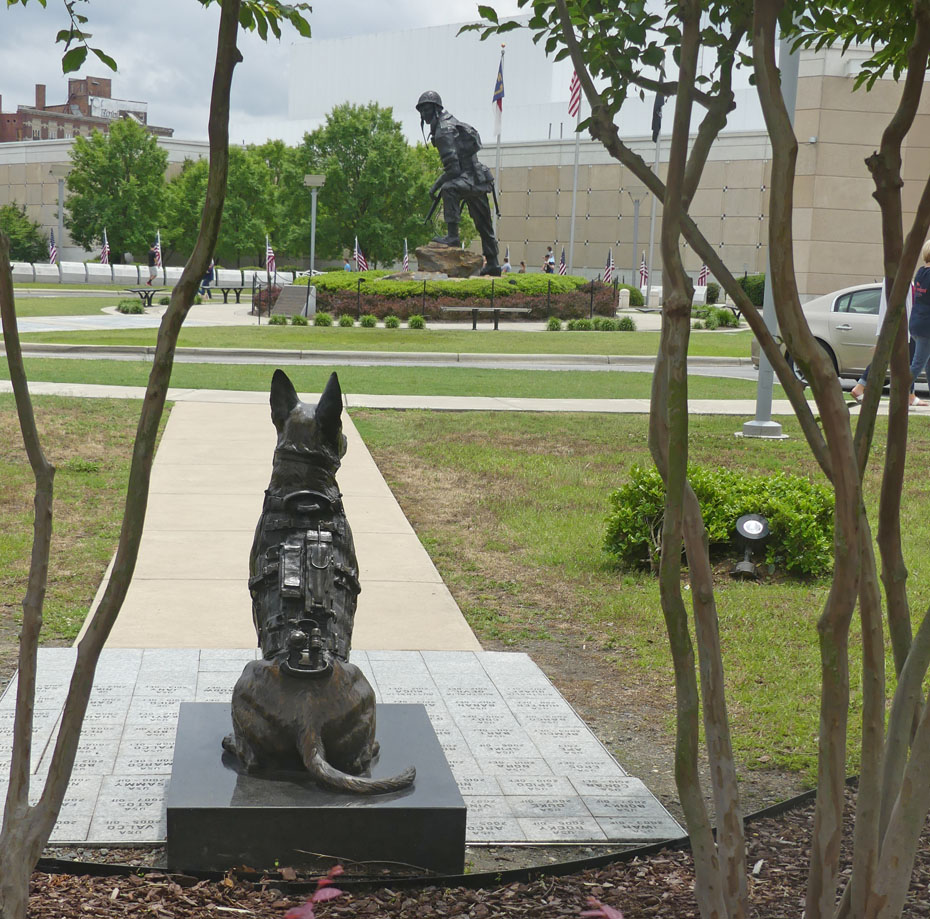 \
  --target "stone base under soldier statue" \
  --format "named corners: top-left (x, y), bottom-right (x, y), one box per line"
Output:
top-left (415, 241), bottom-right (484, 278)
top-left (167, 702), bottom-right (466, 875)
